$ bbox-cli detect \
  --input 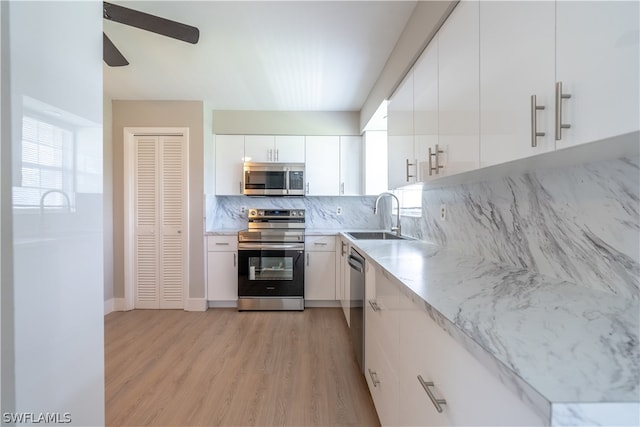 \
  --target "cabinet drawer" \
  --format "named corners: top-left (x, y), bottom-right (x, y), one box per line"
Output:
top-left (207, 235), bottom-right (238, 251)
top-left (305, 235), bottom-right (336, 251)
